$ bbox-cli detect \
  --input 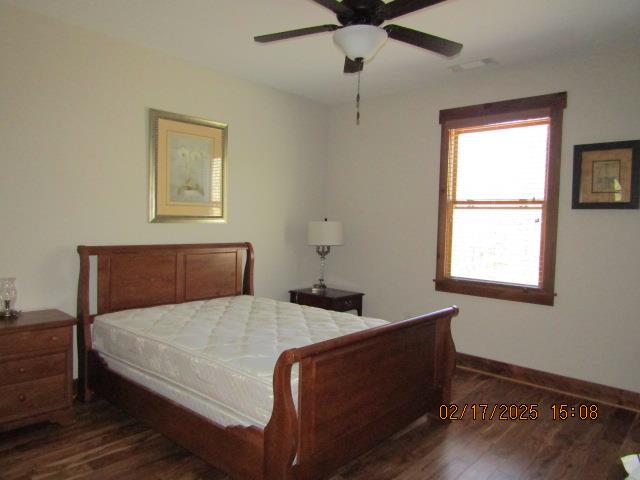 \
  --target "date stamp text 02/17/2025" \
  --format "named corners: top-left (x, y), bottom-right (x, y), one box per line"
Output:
top-left (439, 403), bottom-right (599, 421)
